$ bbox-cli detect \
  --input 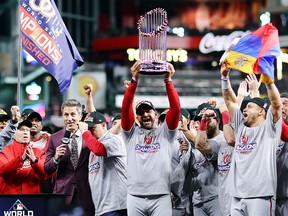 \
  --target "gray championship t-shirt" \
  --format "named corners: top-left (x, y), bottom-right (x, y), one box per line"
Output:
top-left (88, 131), bottom-right (127, 215)
top-left (171, 130), bottom-right (191, 208)
top-left (227, 108), bottom-right (282, 198)
top-left (122, 121), bottom-right (177, 196)
top-left (209, 131), bottom-right (233, 216)
top-left (192, 142), bottom-right (219, 205)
